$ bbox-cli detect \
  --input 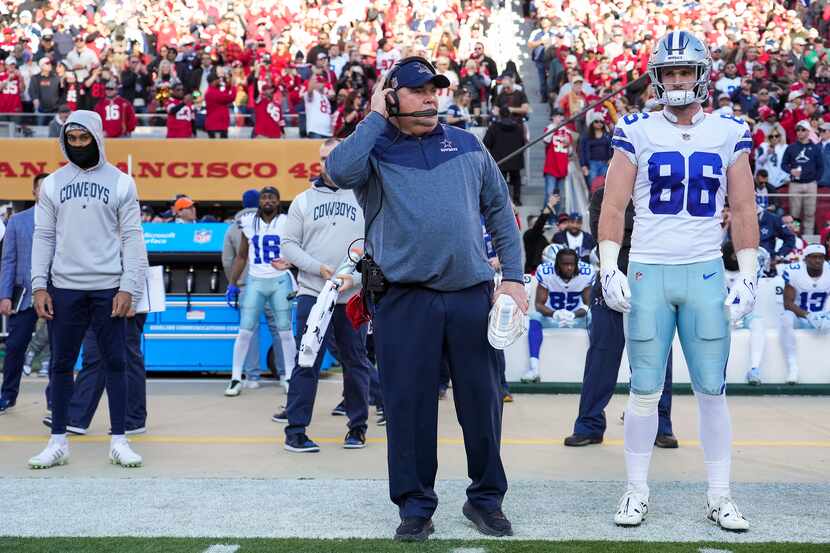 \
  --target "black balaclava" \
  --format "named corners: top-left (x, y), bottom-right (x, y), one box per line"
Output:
top-left (64, 123), bottom-right (100, 169)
